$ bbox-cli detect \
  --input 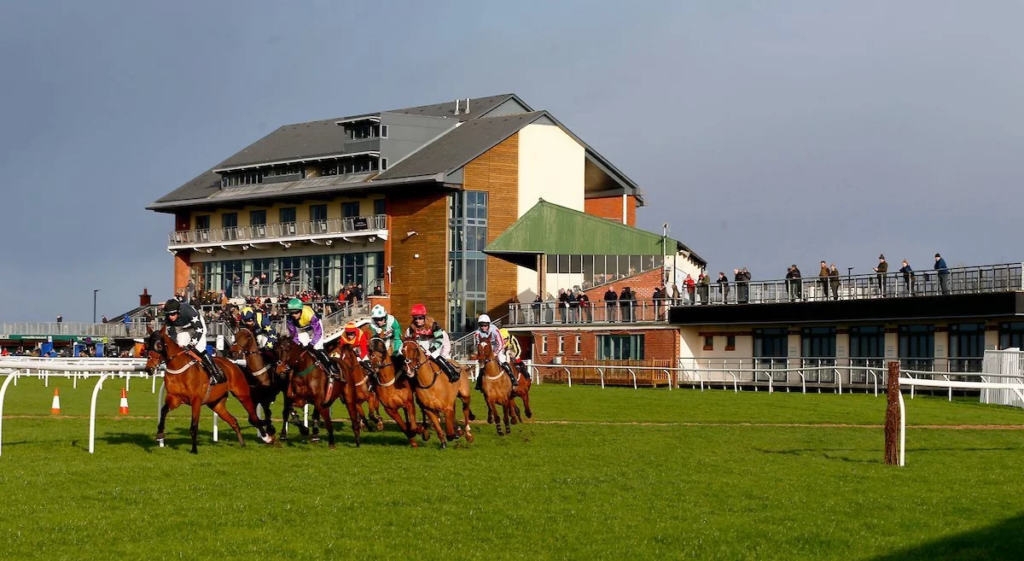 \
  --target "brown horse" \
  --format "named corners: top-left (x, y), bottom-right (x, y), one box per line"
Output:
top-left (508, 361), bottom-right (533, 424)
top-left (274, 337), bottom-right (345, 448)
top-left (229, 328), bottom-right (291, 438)
top-left (328, 339), bottom-right (384, 433)
top-left (367, 337), bottom-right (425, 447)
top-left (144, 328), bottom-right (271, 454)
top-left (476, 339), bottom-right (513, 436)
top-left (401, 339), bottom-right (474, 448)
